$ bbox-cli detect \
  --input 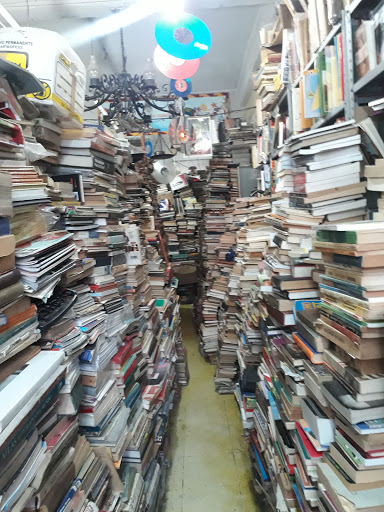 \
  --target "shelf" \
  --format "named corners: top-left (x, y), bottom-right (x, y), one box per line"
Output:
top-left (264, 87), bottom-right (288, 114)
top-left (353, 61), bottom-right (384, 96)
top-left (347, 0), bottom-right (382, 17)
top-left (292, 23), bottom-right (342, 88)
top-left (310, 103), bottom-right (345, 130)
